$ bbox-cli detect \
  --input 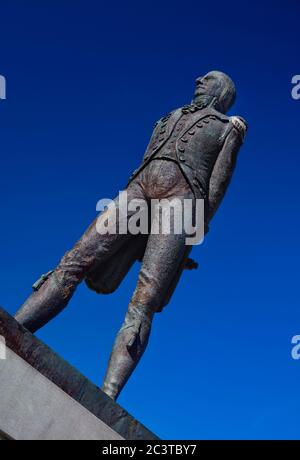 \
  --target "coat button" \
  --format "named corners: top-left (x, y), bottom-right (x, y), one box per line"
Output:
top-left (179, 155), bottom-right (186, 161)
top-left (193, 179), bottom-right (199, 187)
top-left (188, 130), bottom-right (195, 135)
top-left (178, 147), bottom-right (185, 153)
top-left (181, 137), bottom-right (188, 143)
top-left (196, 123), bottom-right (203, 128)
top-left (203, 119), bottom-right (209, 124)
